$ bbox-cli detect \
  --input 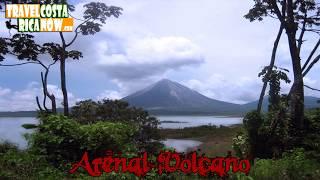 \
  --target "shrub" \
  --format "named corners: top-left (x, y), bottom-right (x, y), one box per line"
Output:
top-left (241, 109), bottom-right (290, 159)
top-left (232, 131), bottom-right (249, 158)
top-left (71, 99), bottom-right (163, 152)
top-left (0, 141), bottom-right (18, 154)
top-left (303, 108), bottom-right (320, 161)
top-left (28, 115), bottom-right (138, 167)
top-left (250, 148), bottom-right (320, 180)
top-left (243, 111), bottom-right (264, 159)
top-left (0, 146), bottom-right (64, 179)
